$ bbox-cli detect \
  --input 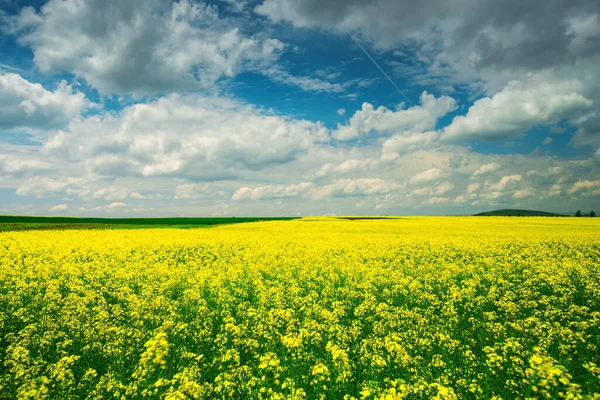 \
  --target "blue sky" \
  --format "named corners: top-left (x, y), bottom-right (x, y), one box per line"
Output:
top-left (1, 0), bottom-right (599, 216)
